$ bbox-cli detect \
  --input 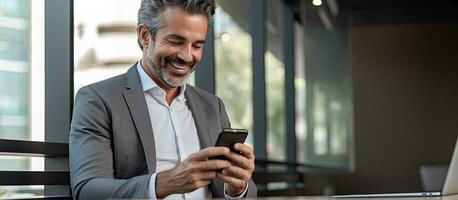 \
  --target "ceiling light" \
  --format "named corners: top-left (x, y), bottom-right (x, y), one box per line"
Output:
top-left (312, 0), bottom-right (322, 6)
top-left (220, 32), bottom-right (231, 42)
